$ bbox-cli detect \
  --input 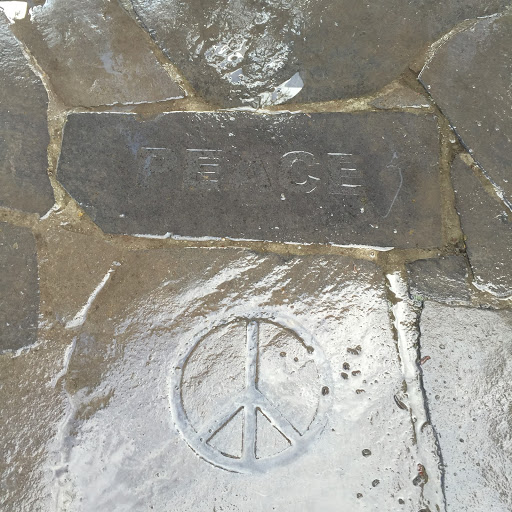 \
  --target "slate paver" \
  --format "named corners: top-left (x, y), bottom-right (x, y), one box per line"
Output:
top-left (406, 255), bottom-right (470, 304)
top-left (11, 0), bottom-right (184, 107)
top-left (57, 111), bottom-right (442, 248)
top-left (0, 222), bottom-right (39, 353)
top-left (44, 250), bottom-right (440, 511)
top-left (129, 0), bottom-right (509, 107)
top-left (420, 14), bottom-right (512, 203)
top-left (420, 303), bottom-right (512, 512)
top-left (451, 156), bottom-right (512, 297)
top-left (0, 13), bottom-right (54, 215)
